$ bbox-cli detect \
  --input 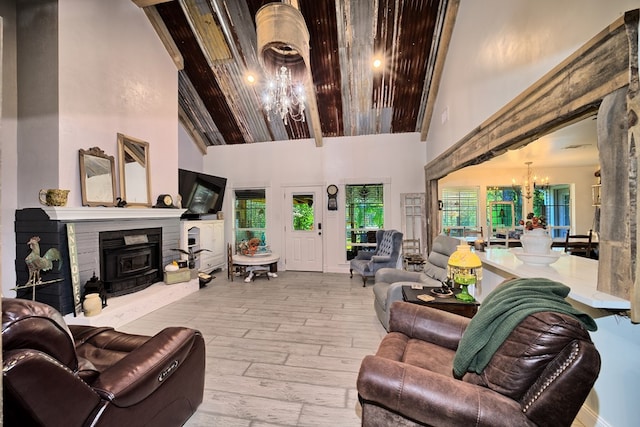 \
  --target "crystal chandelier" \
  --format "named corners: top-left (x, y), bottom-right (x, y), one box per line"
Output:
top-left (262, 66), bottom-right (306, 125)
top-left (512, 161), bottom-right (549, 200)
